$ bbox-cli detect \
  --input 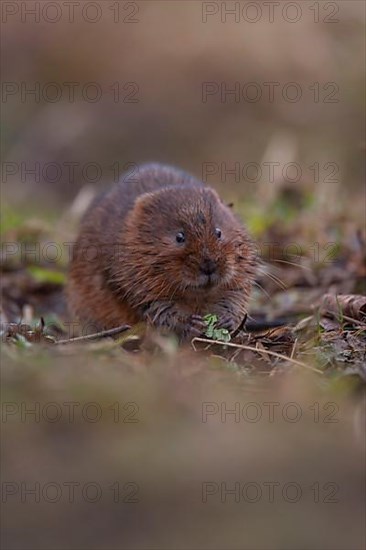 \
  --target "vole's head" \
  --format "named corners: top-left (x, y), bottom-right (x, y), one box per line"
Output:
top-left (121, 186), bottom-right (257, 300)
